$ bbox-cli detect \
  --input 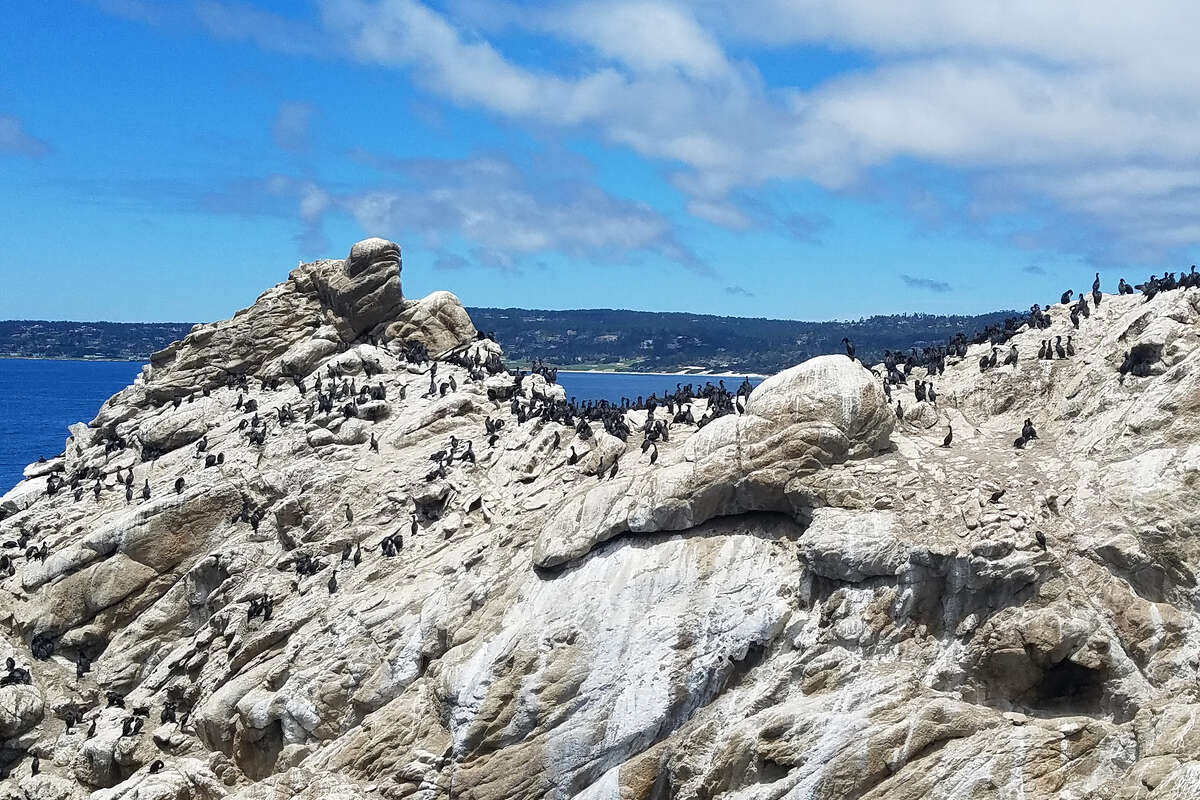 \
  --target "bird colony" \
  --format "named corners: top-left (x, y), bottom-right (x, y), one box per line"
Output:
top-left (2, 239), bottom-right (1199, 800)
